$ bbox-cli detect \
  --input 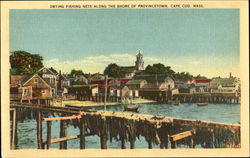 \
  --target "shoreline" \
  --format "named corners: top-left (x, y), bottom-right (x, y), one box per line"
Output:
top-left (52, 98), bottom-right (157, 107)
